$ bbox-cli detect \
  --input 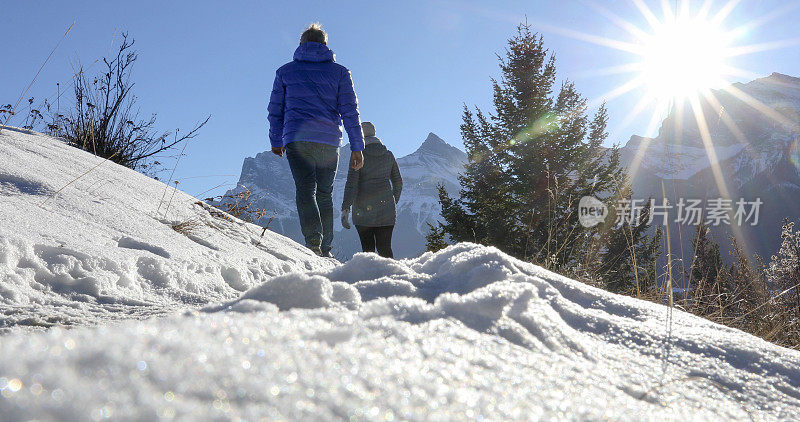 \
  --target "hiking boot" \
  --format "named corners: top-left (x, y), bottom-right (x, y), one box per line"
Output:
top-left (308, 246), bottom-right (322, 256)
top-left (320, 250), bottom-right (334, 258)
